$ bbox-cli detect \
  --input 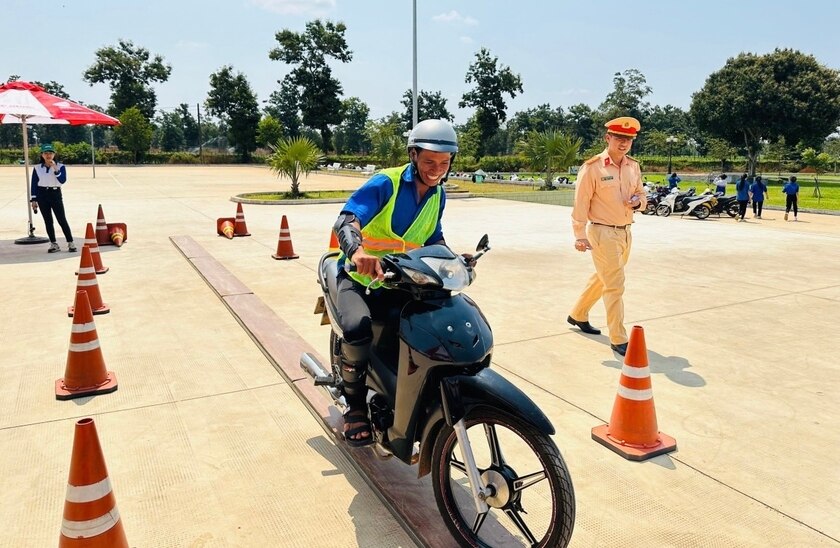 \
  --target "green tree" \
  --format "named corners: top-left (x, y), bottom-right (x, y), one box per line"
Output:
top-left (114, 106), bottom-right (153, 163)
top-left (265, 79), bottom-right (301, 138)
top-left (367, 118), bottom-right (404, 168)
top-left (599, 69), bottom-right (652, 122)
top-left (155, 110), bottom-right (186, 151)
top-left (334, 97), bottom-right (371, 154)
top-left (269, 19), bottom-right (352, 151)
top-left (177, 104), bottom-right (200, 149)
top-left (706, 137), bottom-right (740, 173)
top-left (801, 147), bottom-right (831, 179)
top-left (83, 39), bottom-right (172, 119)
top-left (256, 115), bottom-right (284, 149)
top-left (399, 89), bottom-right (453, 131)
top-left (823, 137), bottom-right (840, 173)
top-left (506, 105), bottom-right (565, 153)
top-left (691, 49), bottom-right (840, 176)
top-left (267, 136), bottom-right (324, 198)
top-left (206, 66), bottom-right (261, 162)
top-left (516, 130), bottom-right (582, 189)
top-left (459, 48), bottom-right (523, 159)
top-left (564, 103), bottom-right (599, 150)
